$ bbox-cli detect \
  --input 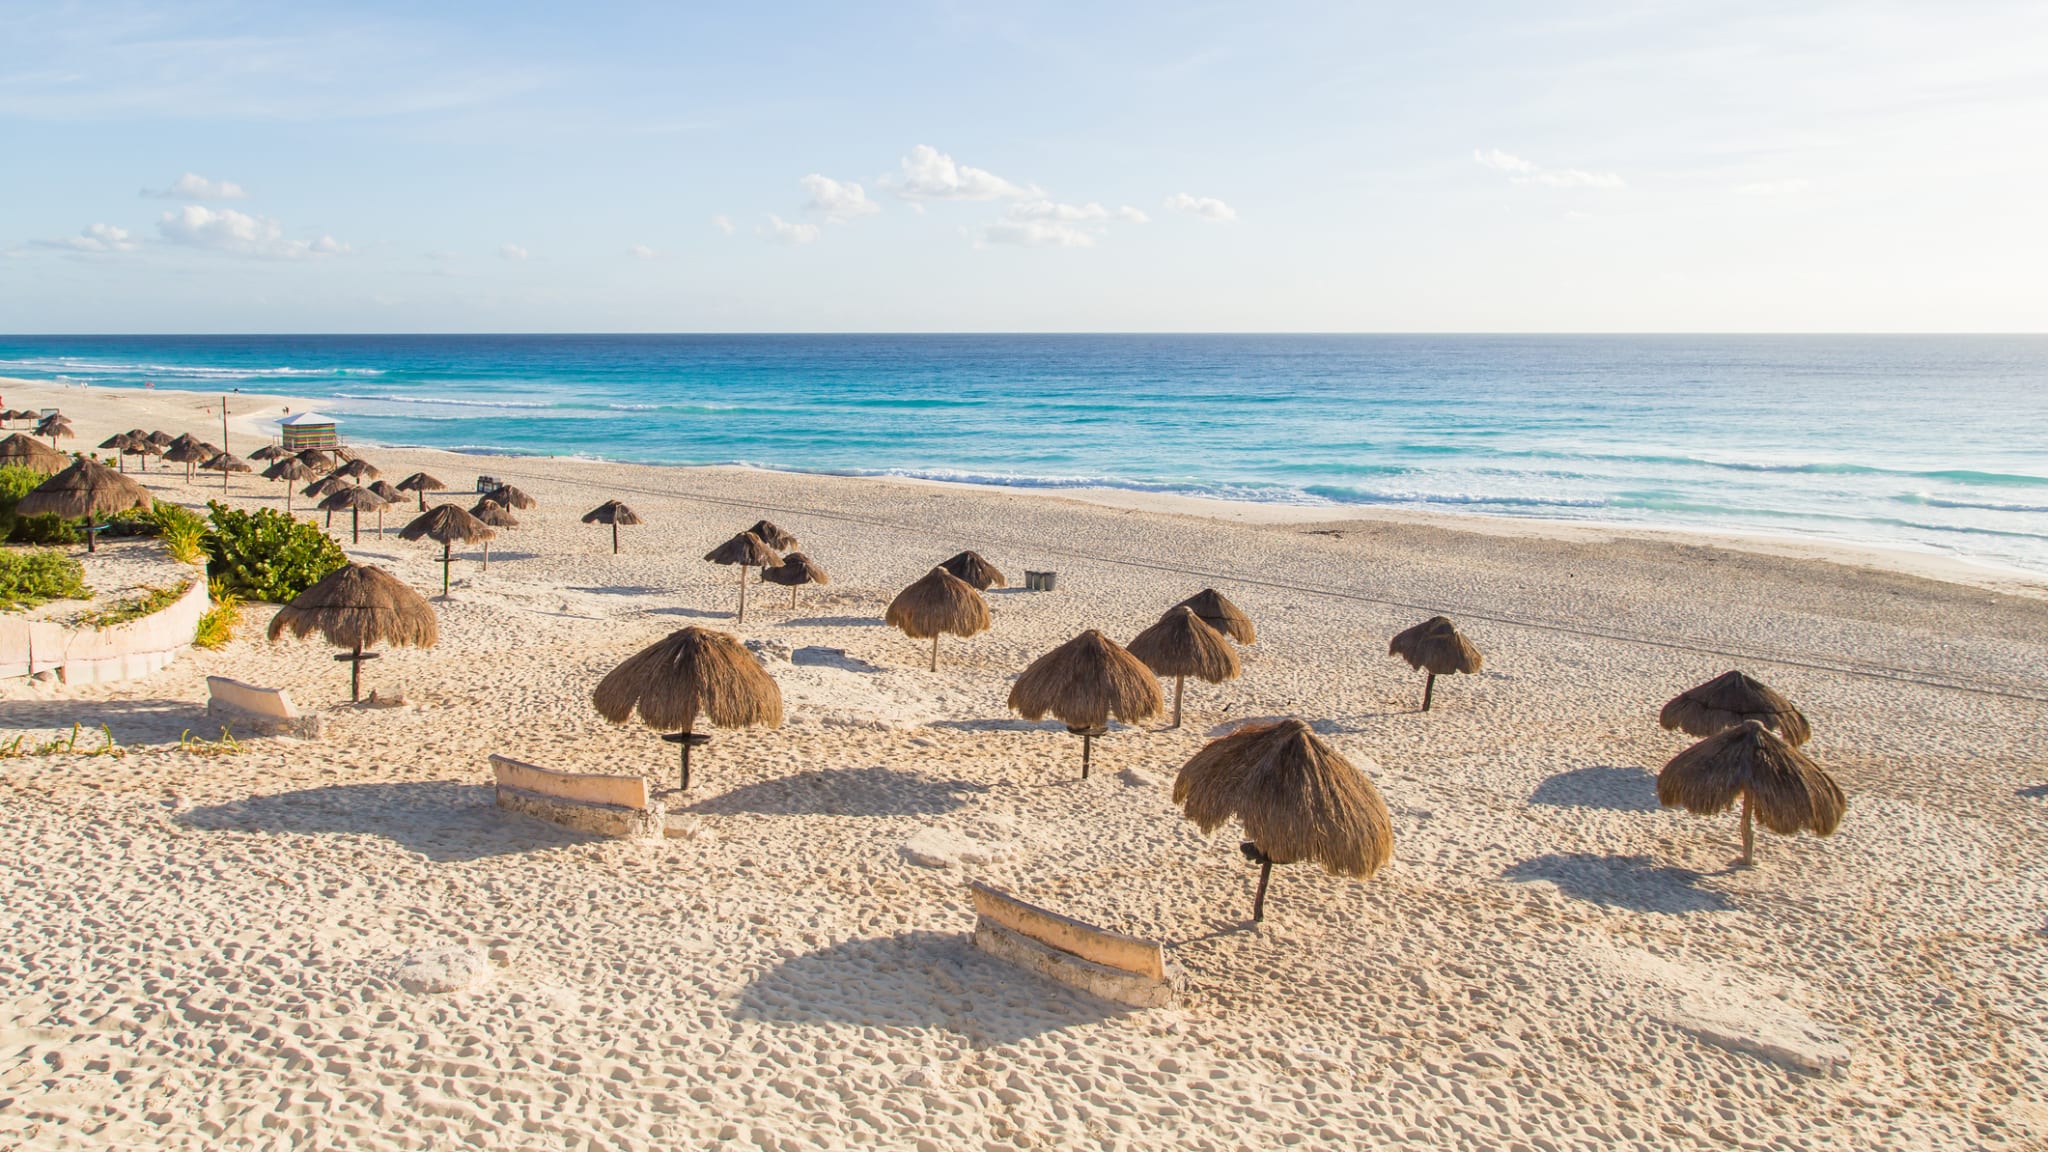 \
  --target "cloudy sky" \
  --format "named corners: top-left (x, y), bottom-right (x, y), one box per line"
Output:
top-left (2, 1), bottom-right (2044, 332)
